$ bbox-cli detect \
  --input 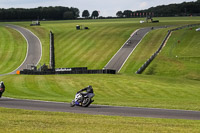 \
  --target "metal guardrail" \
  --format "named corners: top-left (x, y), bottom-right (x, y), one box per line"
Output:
top-left (136, 24), bottom-right (200, 74)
